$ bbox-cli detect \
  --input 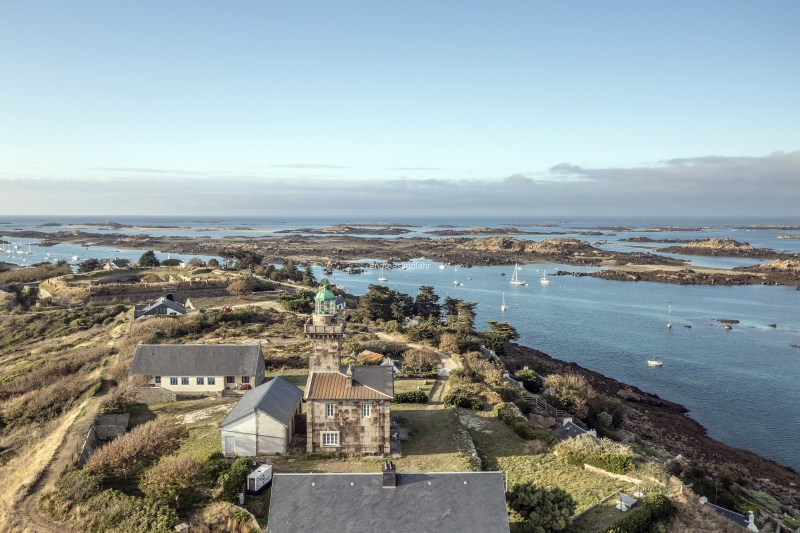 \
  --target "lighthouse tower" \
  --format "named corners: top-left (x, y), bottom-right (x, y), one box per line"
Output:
top-left (305, 285), bottom-right (344, 372)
